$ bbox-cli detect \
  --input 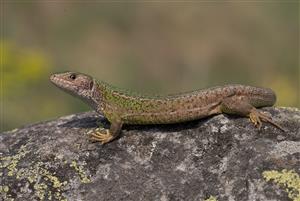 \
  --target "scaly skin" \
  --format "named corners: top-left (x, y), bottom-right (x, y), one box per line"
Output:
top-left (50, 72), bottom-right (285, 144)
